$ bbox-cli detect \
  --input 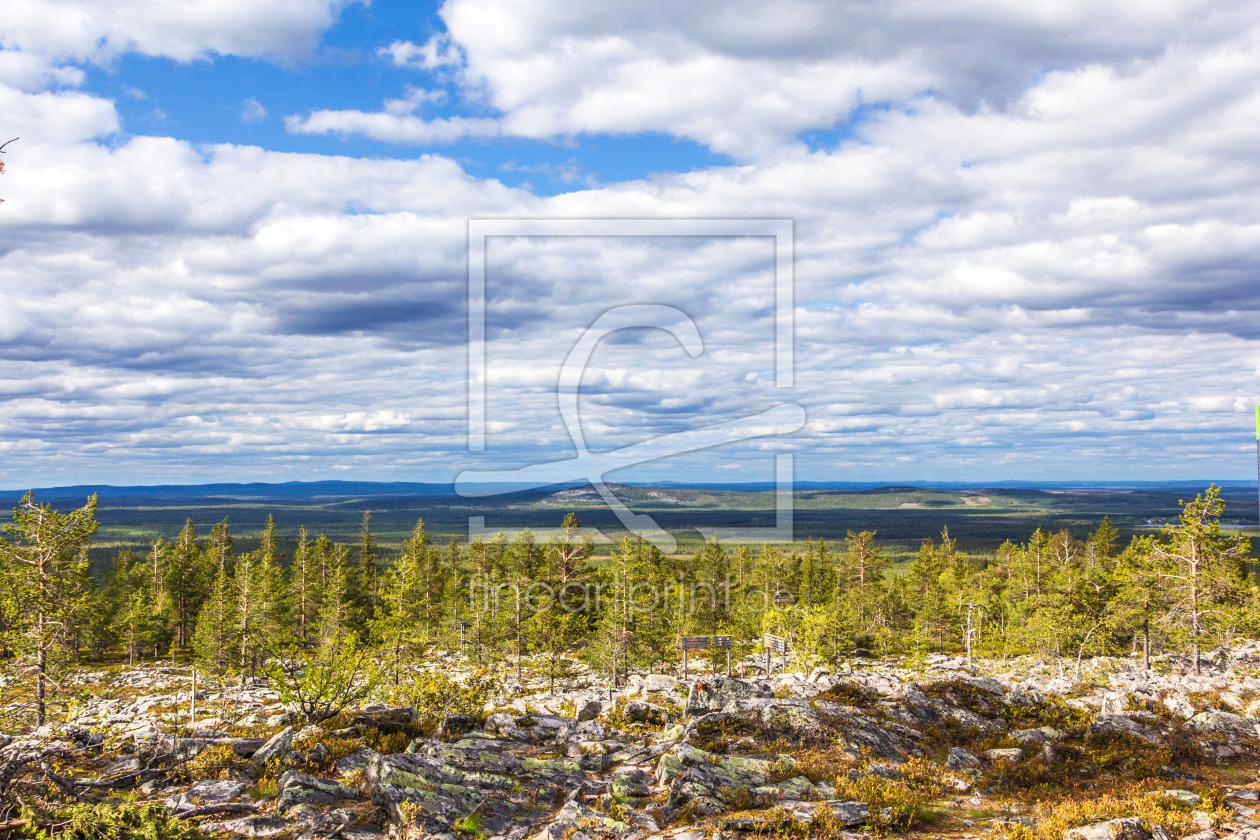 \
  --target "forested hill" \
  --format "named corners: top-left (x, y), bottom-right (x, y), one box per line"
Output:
top-left (0, 479), bottom-right (1256, 560)
top-left (2, 478), bottom-right (1255, 502)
